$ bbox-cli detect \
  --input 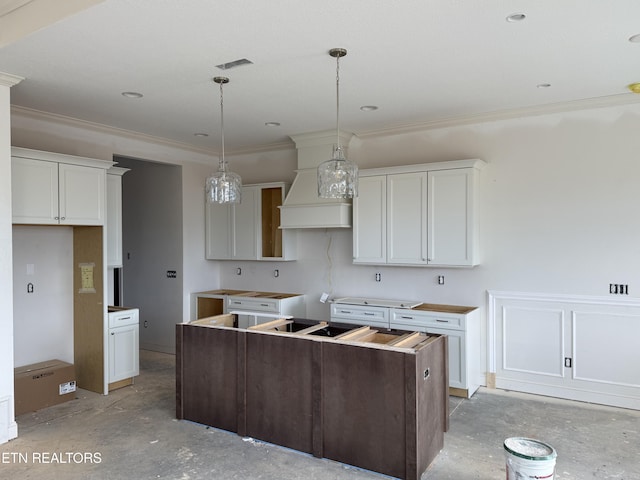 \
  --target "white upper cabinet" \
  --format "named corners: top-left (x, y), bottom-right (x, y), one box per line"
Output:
top-left (353, 159), bottom-right (484, 267)
top-left (107, 167), bottom-right (129, 268)
top-left (352, 175), bottom-right (387, 264)
top-left (206, 182), bottom-right (297, 261)
top-left (387, 172), bottom-right (428, 265)
top-left (232, 186), bottom-right (258, 260)
top-left (11, 147), bottom-right (111, 226)
top-left (427, 168), bottom-right (476, 266)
